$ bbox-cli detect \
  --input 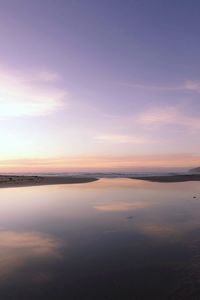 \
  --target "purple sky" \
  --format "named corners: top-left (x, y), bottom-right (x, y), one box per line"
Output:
top-left (0, 0), bottom-right (200, 171)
